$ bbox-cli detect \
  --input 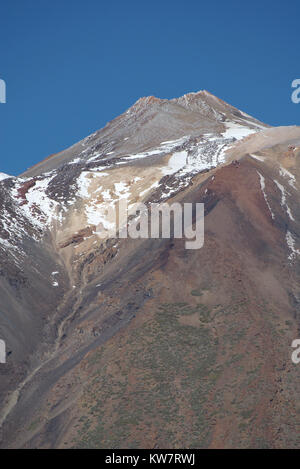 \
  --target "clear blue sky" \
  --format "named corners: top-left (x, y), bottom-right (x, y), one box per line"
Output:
top-left (0, 0), bottom-right (299, 175)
